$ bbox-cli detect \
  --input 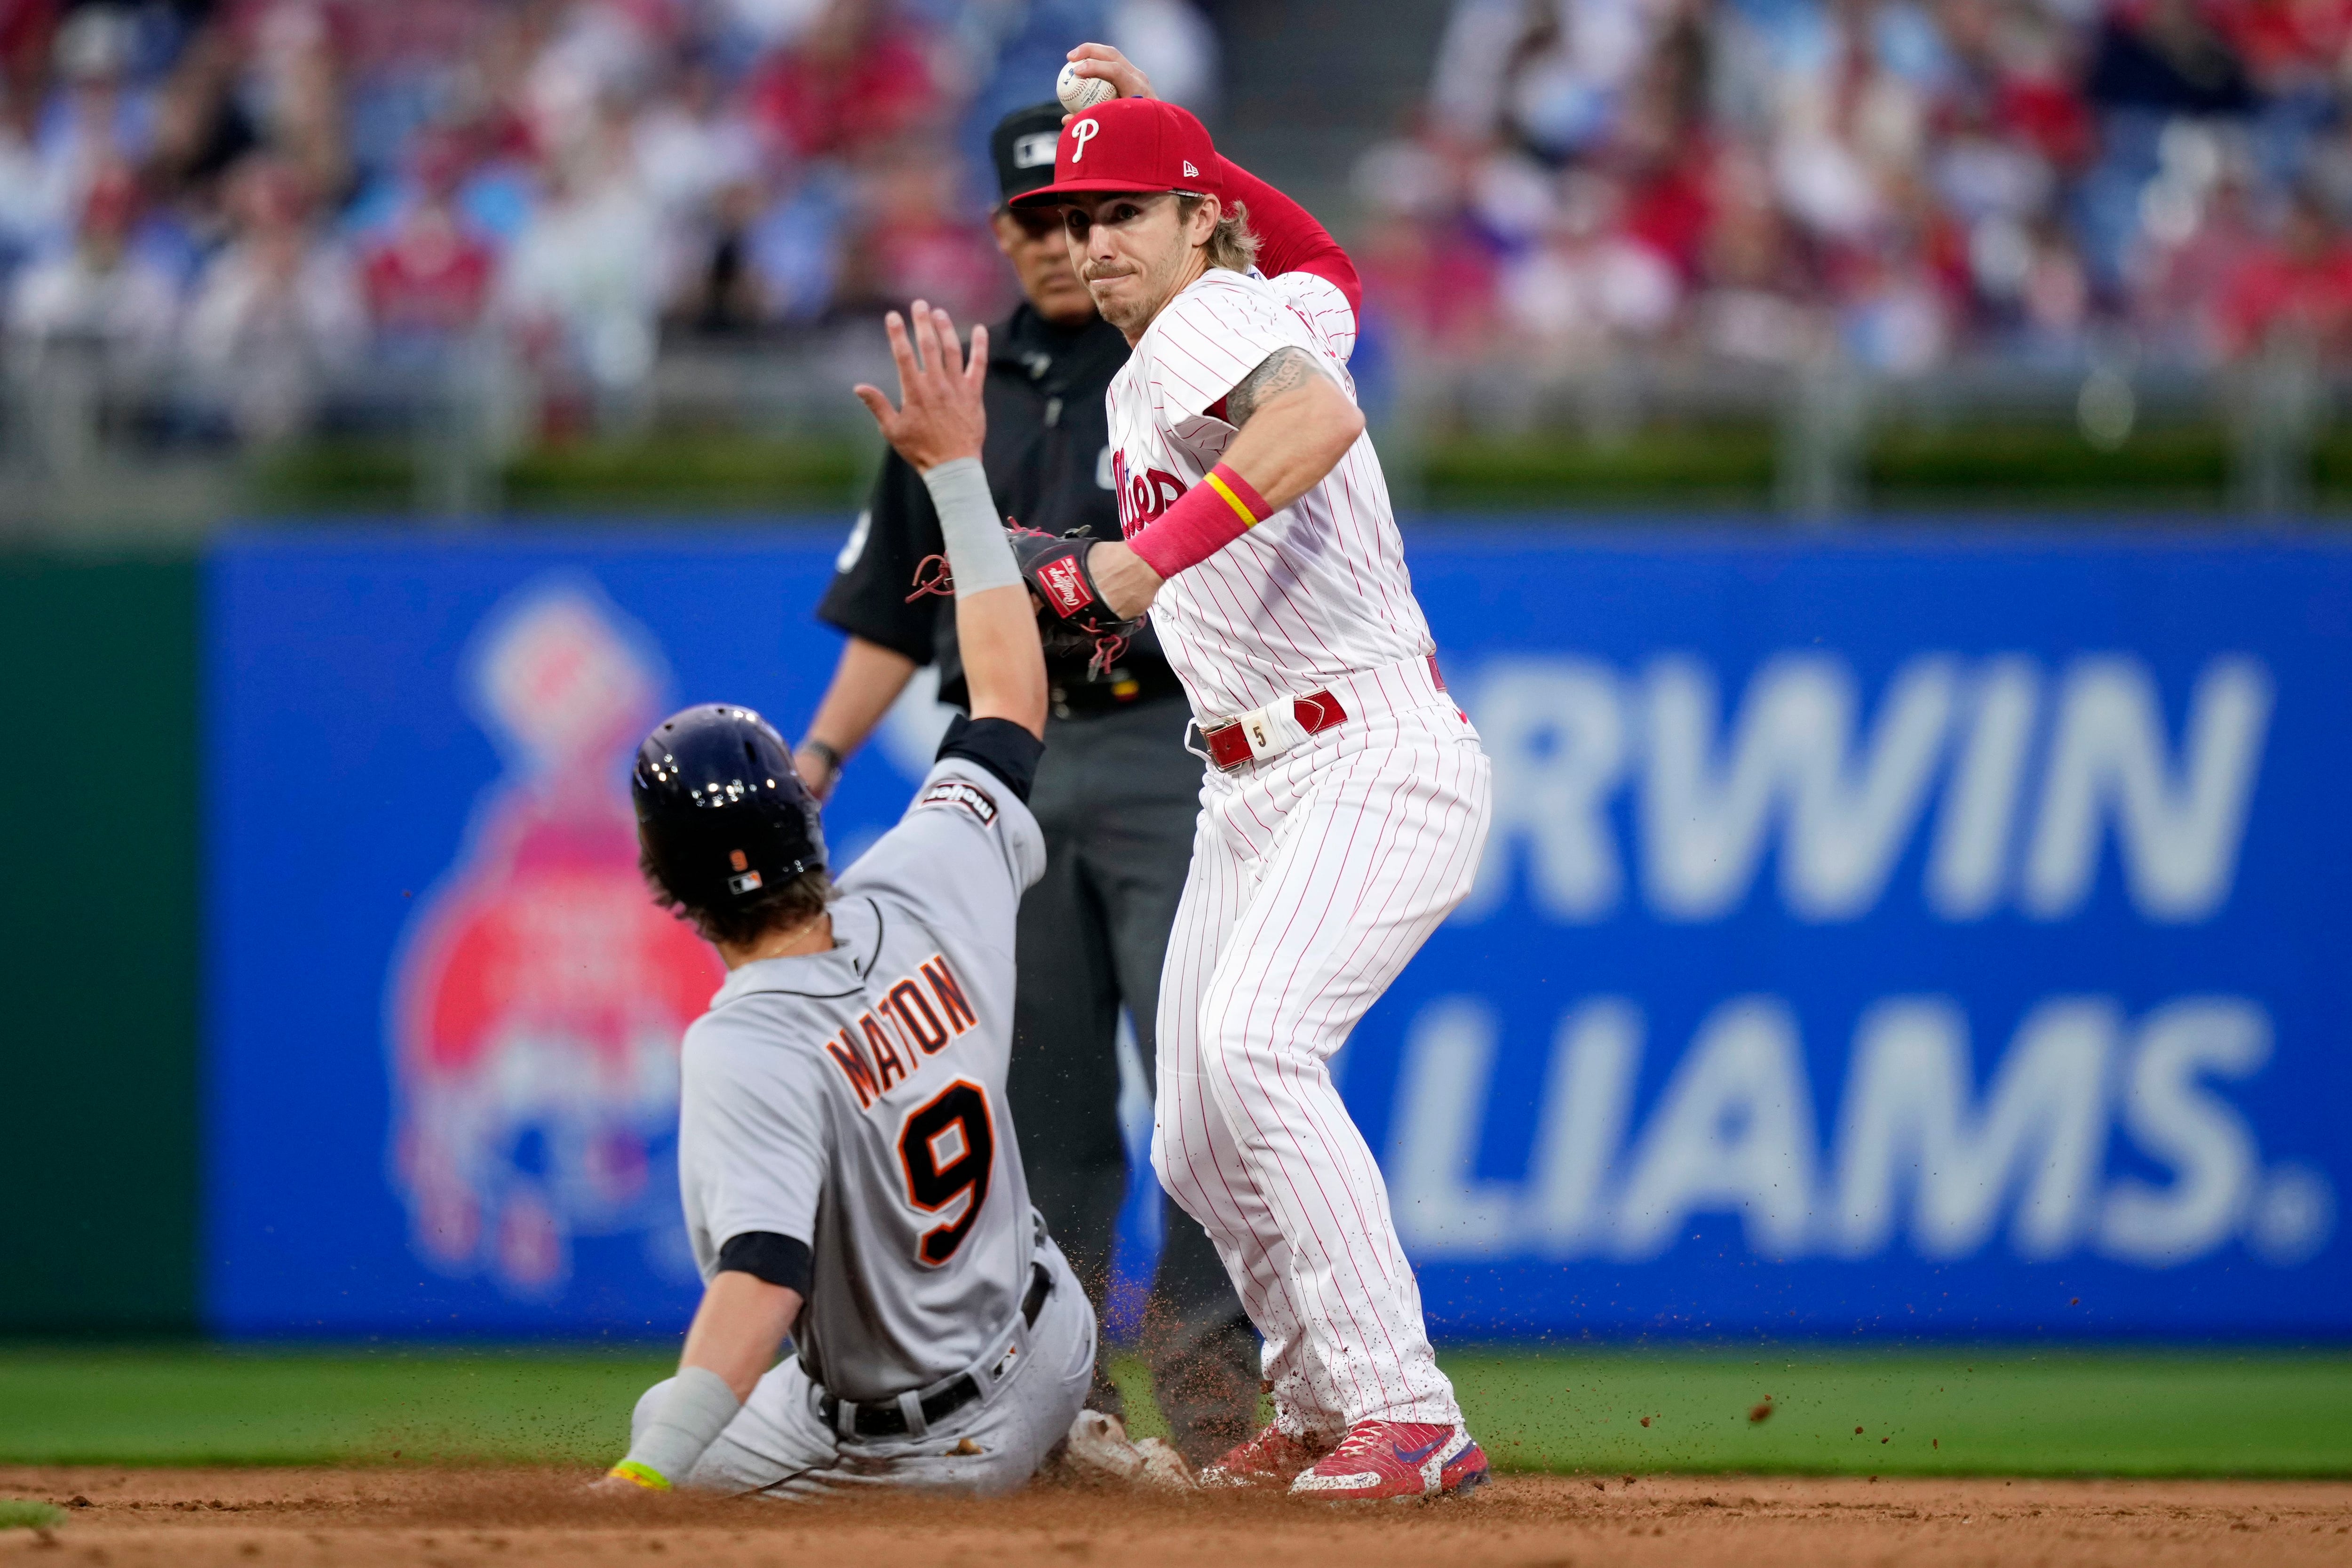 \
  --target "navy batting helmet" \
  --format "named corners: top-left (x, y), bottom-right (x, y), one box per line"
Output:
top-left (631, 704), bottom-right (826, 913)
